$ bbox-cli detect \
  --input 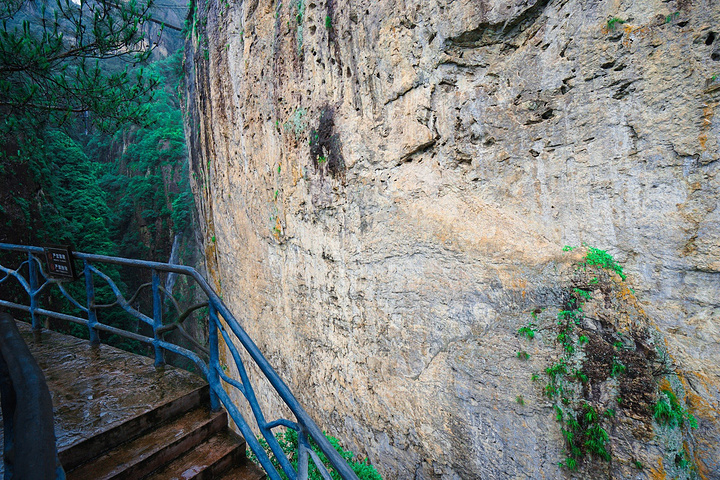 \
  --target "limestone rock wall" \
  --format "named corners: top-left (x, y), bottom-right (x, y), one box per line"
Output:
top-left (183, 0), bottom-right (720, 477)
